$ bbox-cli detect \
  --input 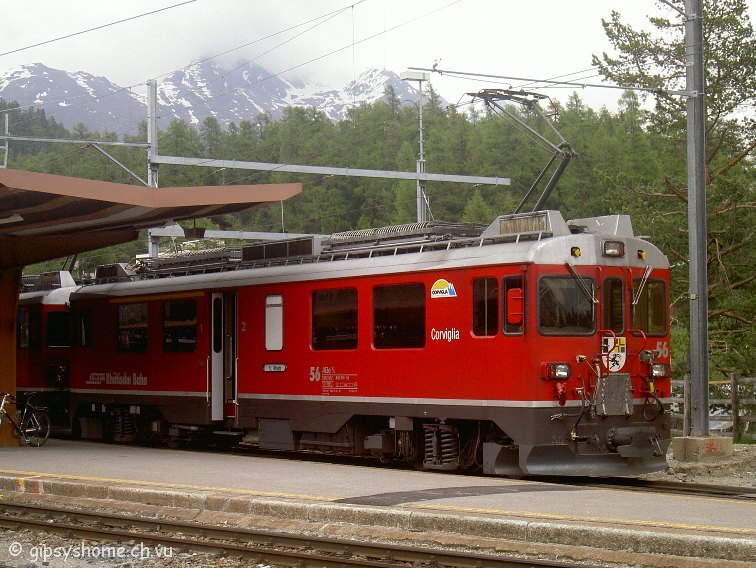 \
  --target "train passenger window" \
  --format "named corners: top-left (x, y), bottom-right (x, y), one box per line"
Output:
top-left (265, 295), bottom-right (284, 351)
top-left (117, 302), bottom-right (148, 353)
top-left (47, 312), bottom-right (73, 348)
top-left (538, 277), bottom-right (595, 335)
top-left (602, 278), bottom-right (624, 333)
top-left (632, 279), bottom-right (667, 336)
top-left (312, 288), bottom-right (357, 350)
top-left (373, 283), bottom-right (425, 349)
top-left (503, 276), bottom-right (525, 335)
top-left (163, 300), bottom-right (197, 352)
top-left (472, 278), bottom-right (498, 336)
top-left (17, 308), bottom-right (41, 349)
